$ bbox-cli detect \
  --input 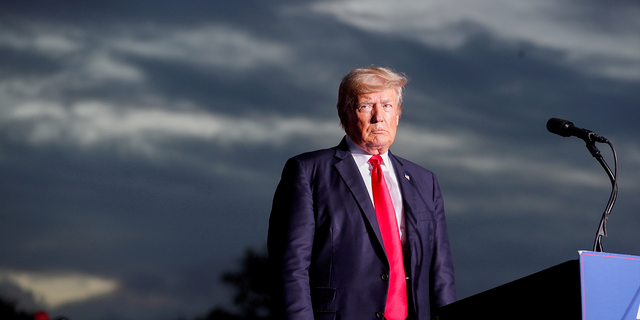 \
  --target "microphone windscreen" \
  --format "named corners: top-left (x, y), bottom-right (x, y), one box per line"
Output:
top-left (546, 118), bottom-right (573, 137)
